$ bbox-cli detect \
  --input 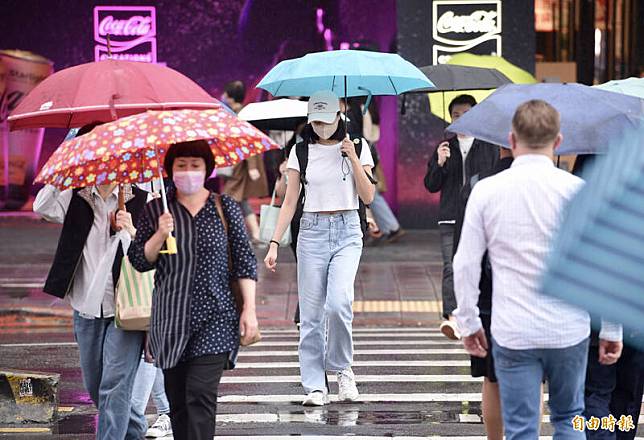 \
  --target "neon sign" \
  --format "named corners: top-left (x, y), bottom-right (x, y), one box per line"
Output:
top-left (93, 6), bottom-right (157, 63)
top-left (432, 0), bottom-right (502, 64)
